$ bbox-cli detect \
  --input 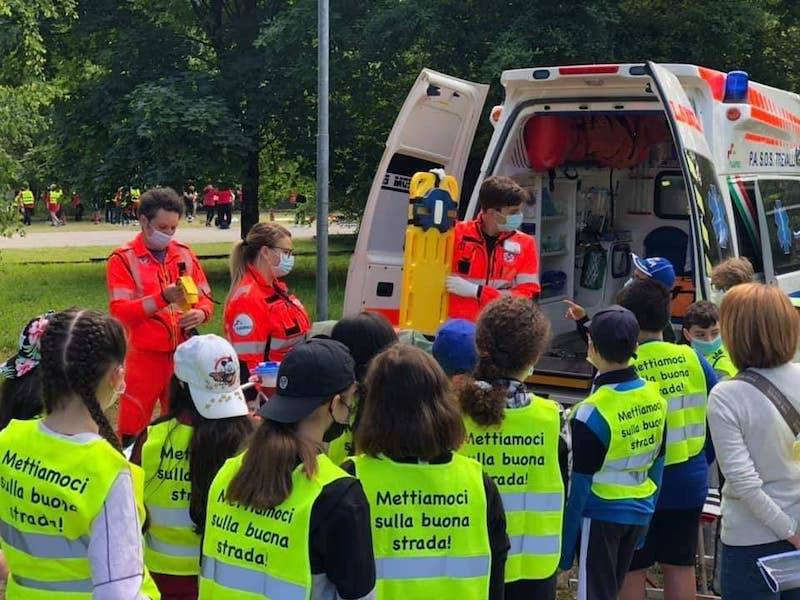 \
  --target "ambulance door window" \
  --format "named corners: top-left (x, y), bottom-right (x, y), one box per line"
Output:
top-left (756, 179), bottom-right (800, 275)
top-left (685, 151), bottom-right (733, 268)
top-left (728, 179), bottom-right (764, 274)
